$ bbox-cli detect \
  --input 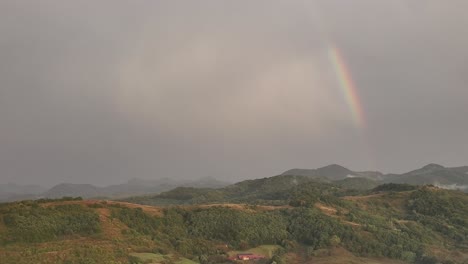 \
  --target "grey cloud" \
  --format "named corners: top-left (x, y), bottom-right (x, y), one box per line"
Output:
top-left (0, 0), bottom-right (467, 186)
